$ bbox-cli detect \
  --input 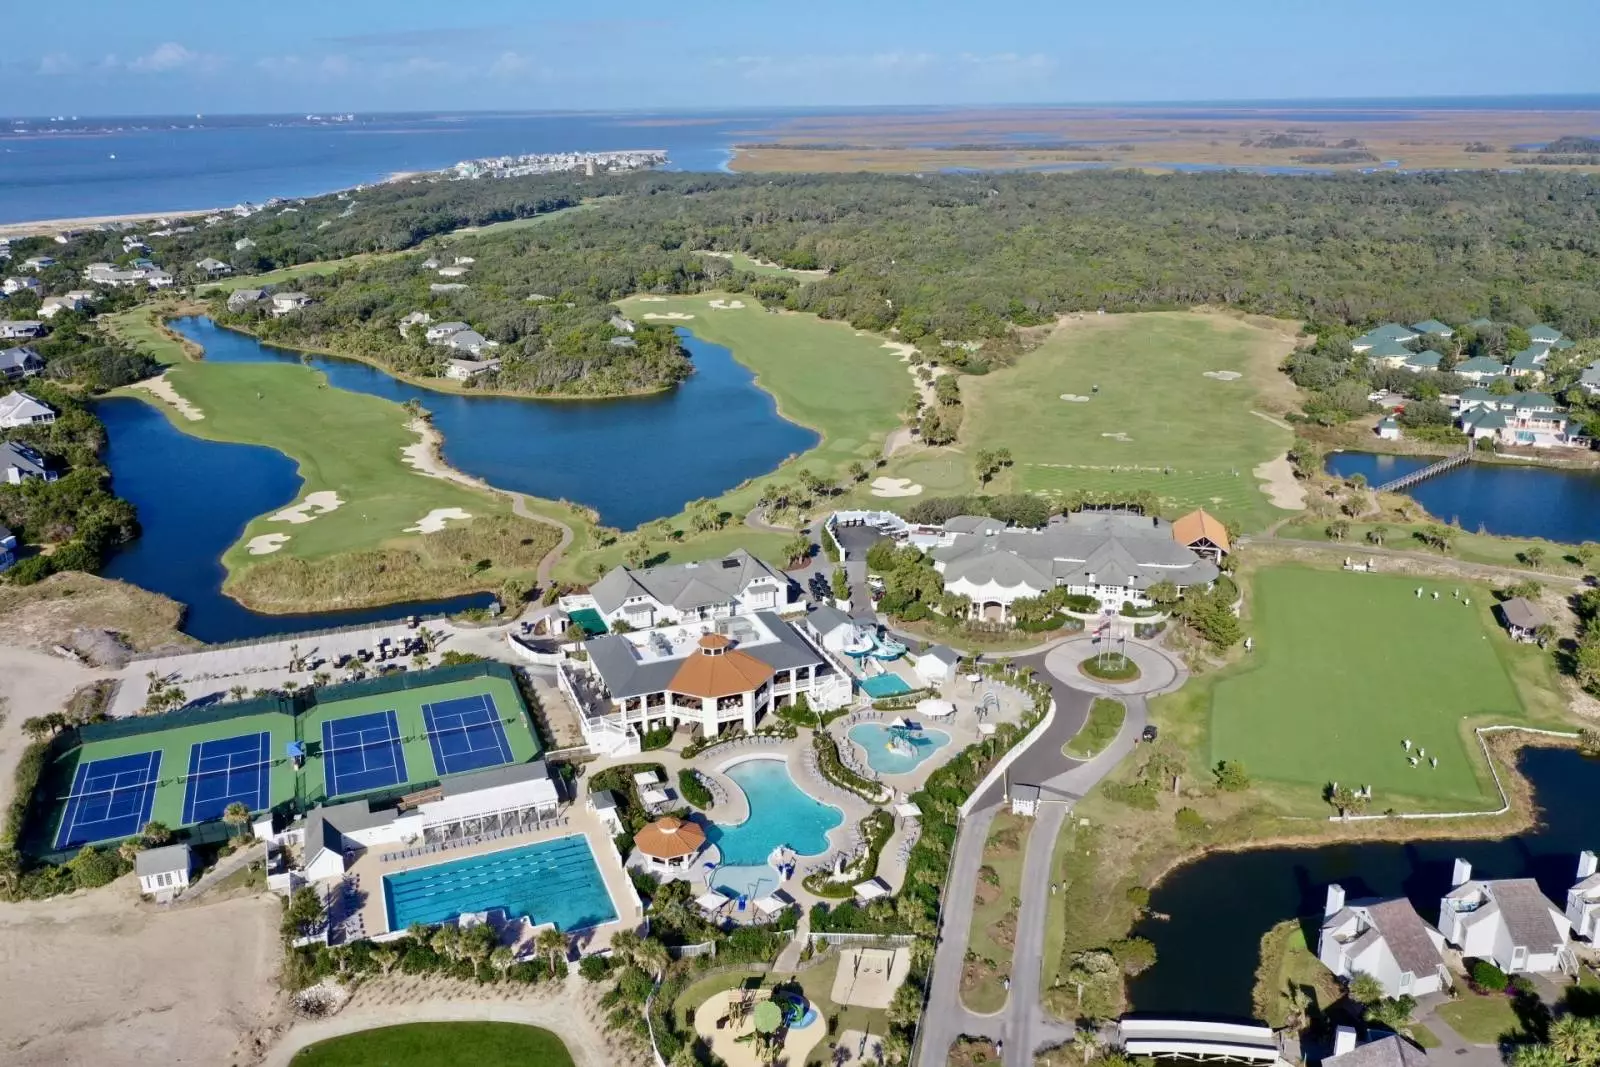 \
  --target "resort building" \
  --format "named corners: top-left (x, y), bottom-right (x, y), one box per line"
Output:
top-left (928, 510), bottom-right (1220, 620)
top-left (135, 843), bottom-right (194, 902)
top-left (1567, 851), bottom-right (1600, 941)
top-left (276, 760), bottom-right (563, 886)
top-left (1456, 392), bottom-right (1571, 449)
top-left (559, 612), bottom-right (853, 754)
top-left (1437, 859), bottom-right (1573, 975)
top-left (632, 816), bottom-right (706, 872)
top-left (566, 550), bottom-right (798, 630)
top-left (0, 390), bottom-right (57, 429)
top-left (1171, 508), bottom-right (1231, 562)
top-left (1317, 884), bottom-right (1452, 997)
